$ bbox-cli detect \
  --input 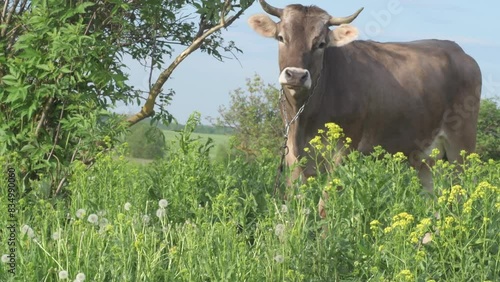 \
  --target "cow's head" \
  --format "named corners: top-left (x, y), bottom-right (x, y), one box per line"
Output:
top-left (249, 0), bottom-right (362, 94)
